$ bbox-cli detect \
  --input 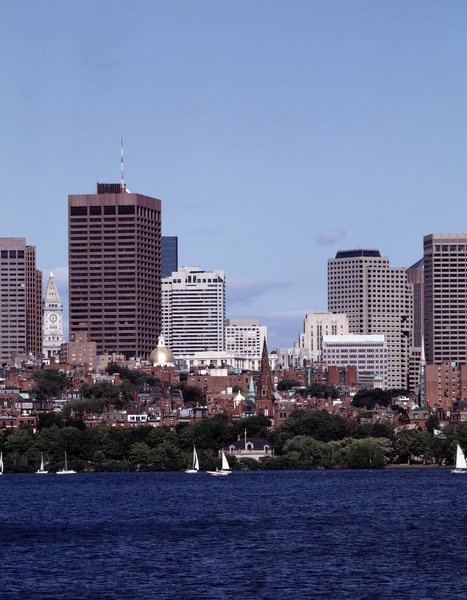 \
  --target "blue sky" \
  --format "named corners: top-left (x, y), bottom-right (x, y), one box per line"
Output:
top-left (1, 1), bottom-right (467, 349)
